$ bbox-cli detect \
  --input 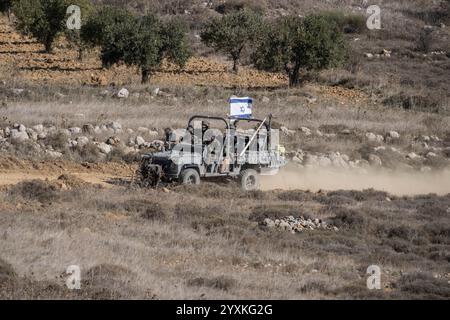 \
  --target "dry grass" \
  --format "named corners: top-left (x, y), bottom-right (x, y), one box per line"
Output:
top-left (0, 180), bottom-right (449, 299)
